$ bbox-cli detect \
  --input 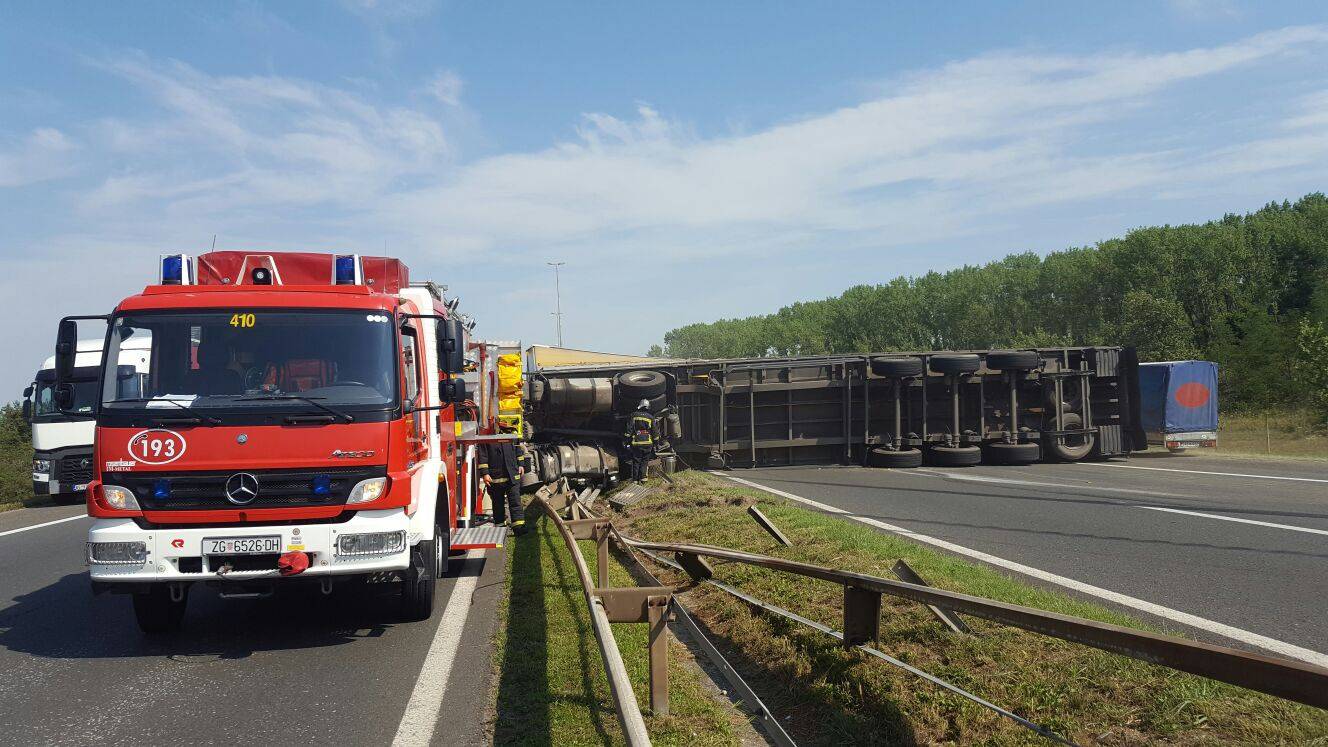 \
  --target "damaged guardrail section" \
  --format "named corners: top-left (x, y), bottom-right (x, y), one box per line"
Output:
top-left (535, 479), bottom-right (1328, 745)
